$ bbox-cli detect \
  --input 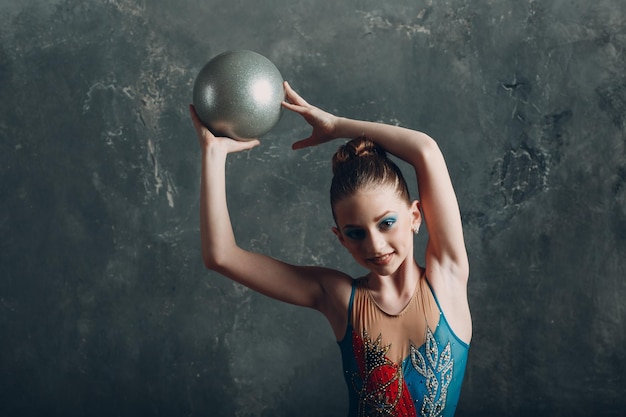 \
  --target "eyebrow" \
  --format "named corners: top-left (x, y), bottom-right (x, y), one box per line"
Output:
top-left (341, 211), bottom-right (398, 230)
